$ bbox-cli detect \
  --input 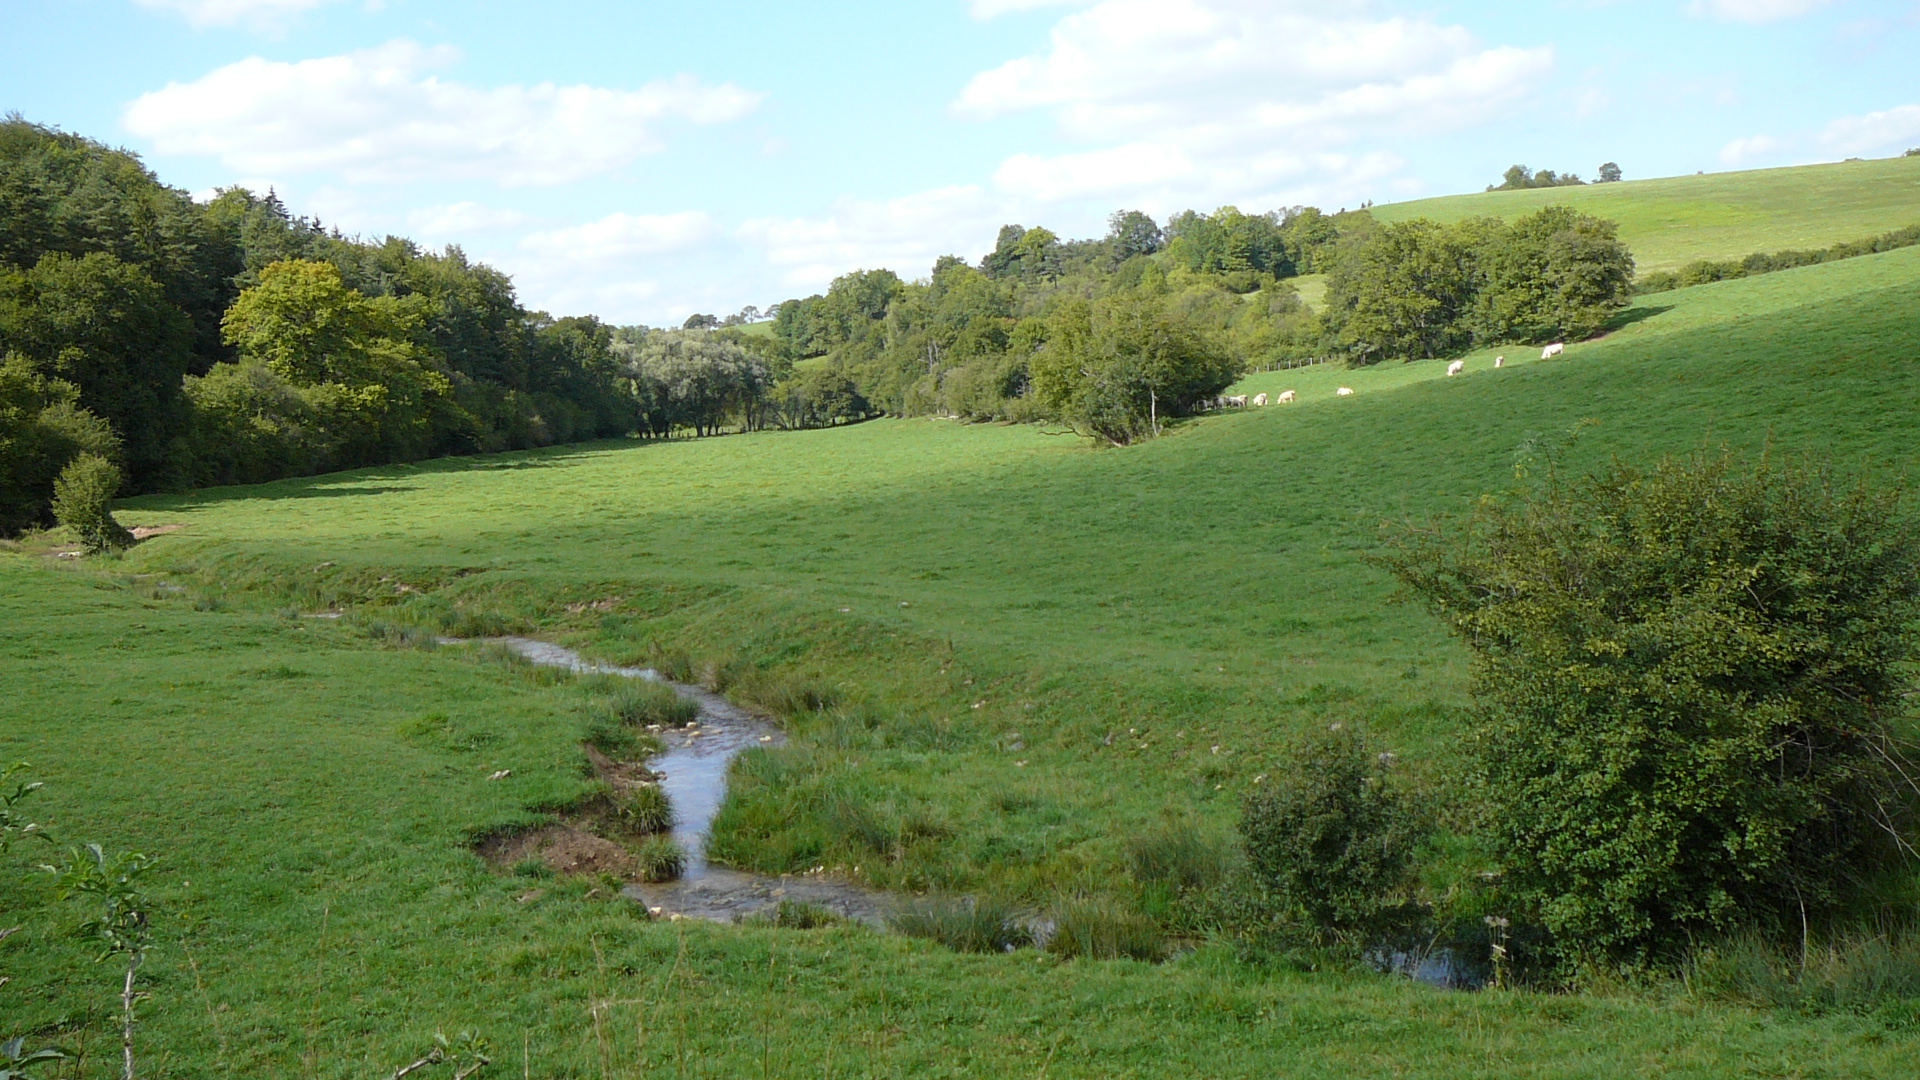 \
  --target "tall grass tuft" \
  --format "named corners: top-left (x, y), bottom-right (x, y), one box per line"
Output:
top-left (634, 836), bottom-right (685, 883)
top-left (1045, 896), bottom-right (1168, 962)
top-left (616, 783), bottom-right (674, 835)
top-left (888, 897), bottom-right (1031, 953)
top-left (747, 899), bottom-right (847, 930)
top-left (604, 679), bottom-right (698, 728)
top-left (1688, 931), bottom-right (1920, 1017)
top-left (1128, 824), bottom-right (1237, 892)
